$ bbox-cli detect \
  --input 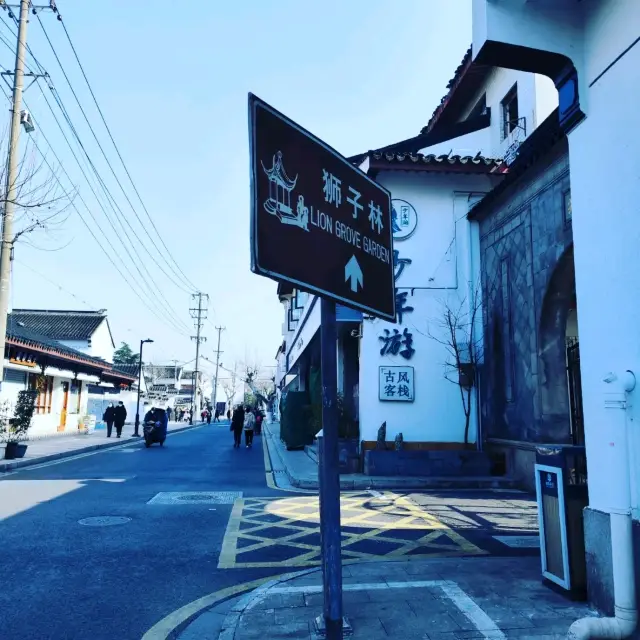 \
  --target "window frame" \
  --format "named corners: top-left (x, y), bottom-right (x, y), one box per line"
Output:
top-left (501, 84), bottom-right (519, 140)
